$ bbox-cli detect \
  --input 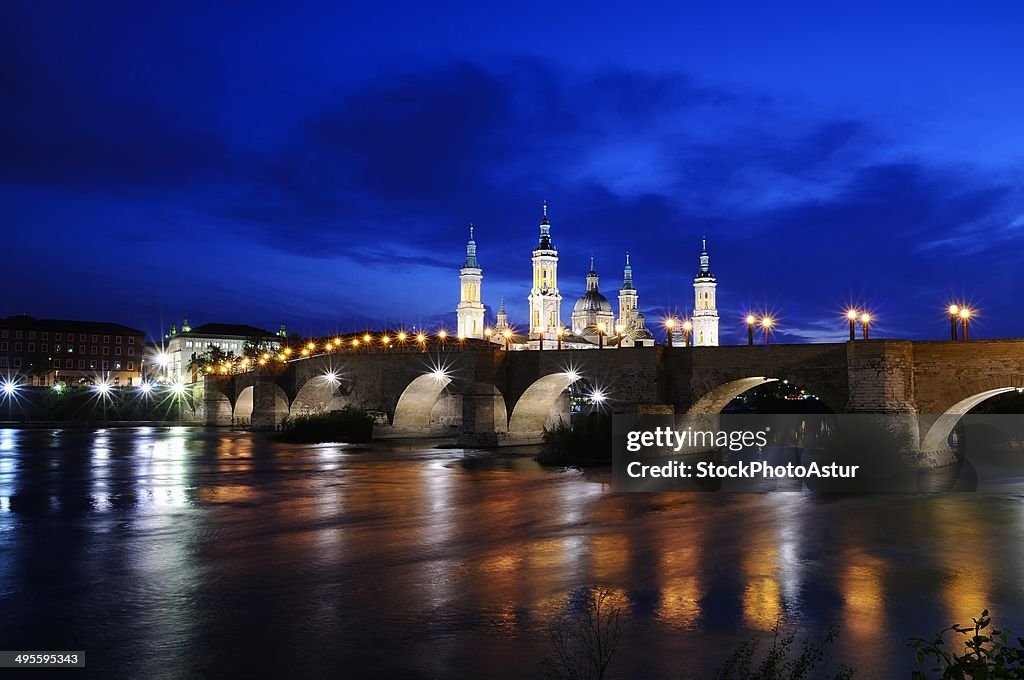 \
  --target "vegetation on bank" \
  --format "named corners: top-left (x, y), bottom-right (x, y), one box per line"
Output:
top-left (543, 596), bottom-right (1024, 679)
top-left (538, 412), bottom-right (612, 466)
top-left (271, 406), bottom-right (374, 443)
top-left (5, 385), bottom-right (189, 422)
